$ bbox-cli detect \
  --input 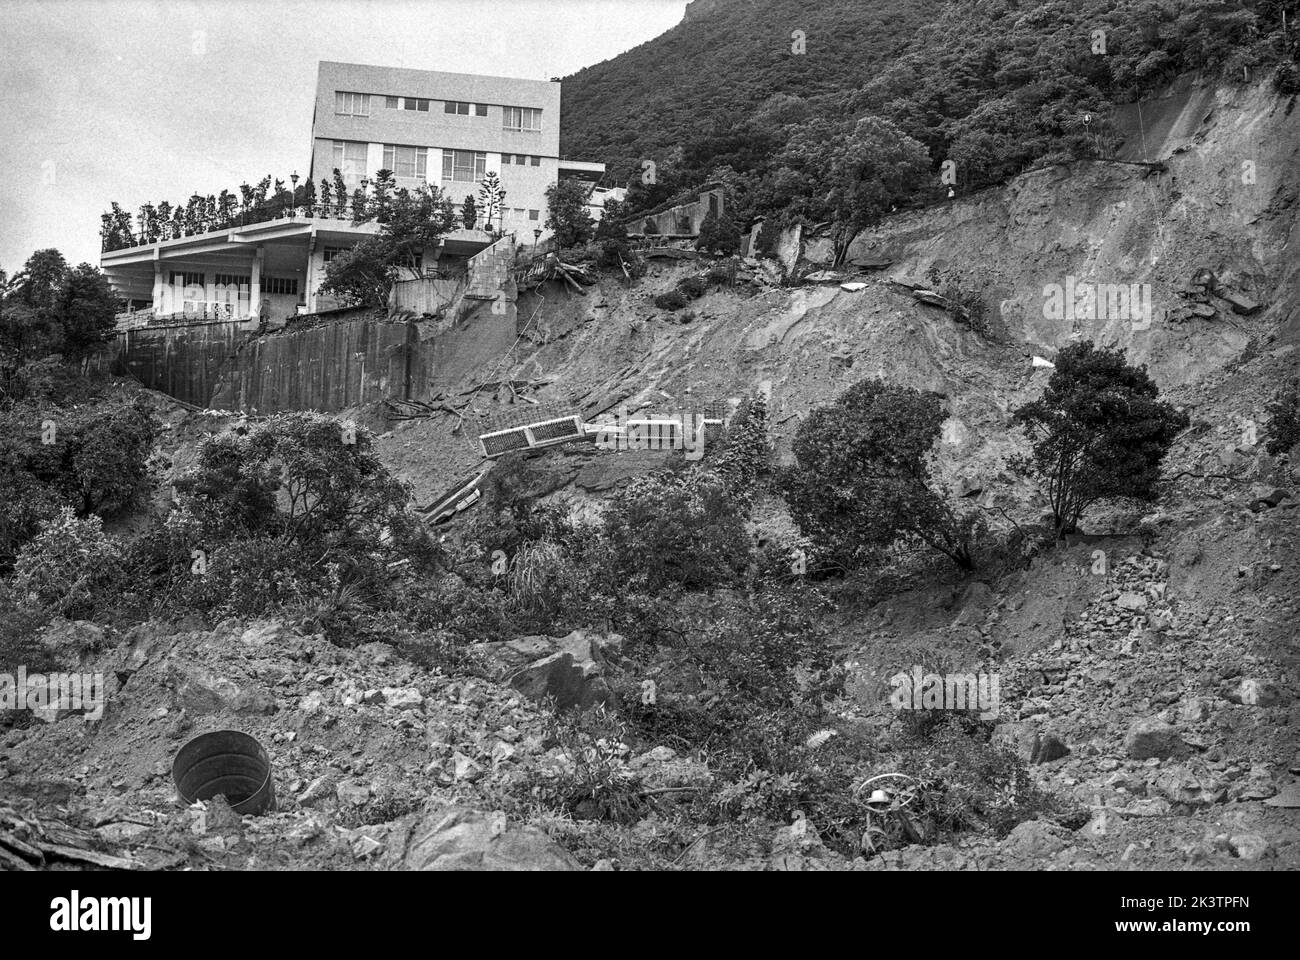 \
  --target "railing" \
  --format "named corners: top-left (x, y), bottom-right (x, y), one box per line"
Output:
top-left (102, 202), bottom-right (509, 253)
